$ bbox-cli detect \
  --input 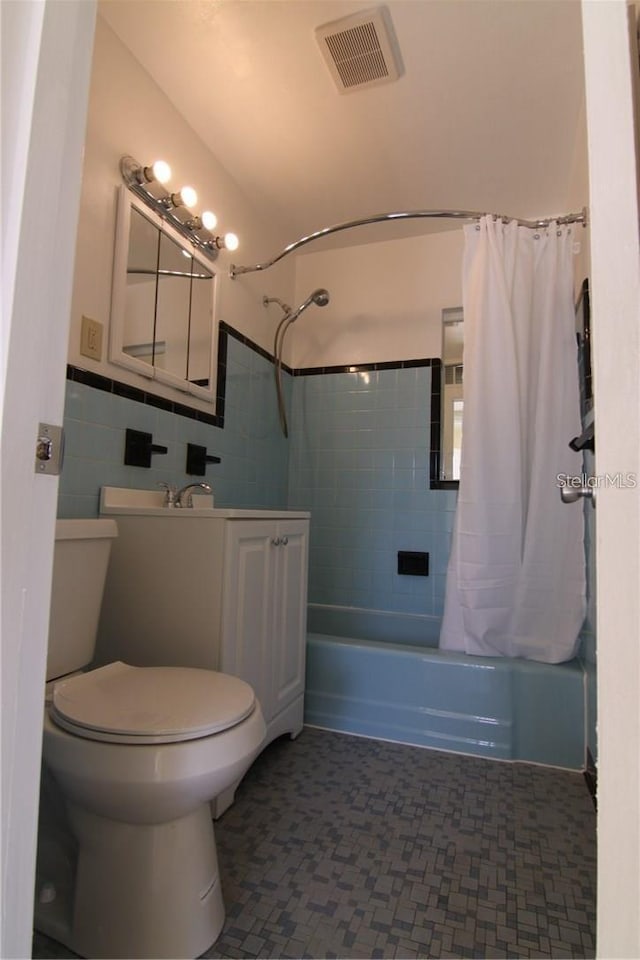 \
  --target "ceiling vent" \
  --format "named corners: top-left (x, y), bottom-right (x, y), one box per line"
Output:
top-left (315, 7), bottom-right (402, 94)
